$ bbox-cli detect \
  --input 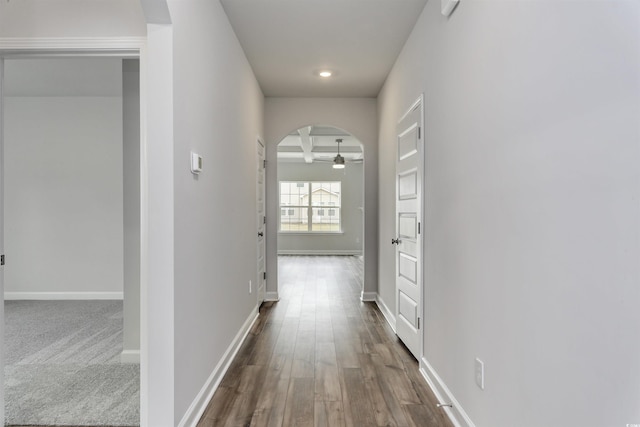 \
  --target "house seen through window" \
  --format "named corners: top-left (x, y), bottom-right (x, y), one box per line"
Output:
top-left (280, 181), bottom-right (341, 232)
